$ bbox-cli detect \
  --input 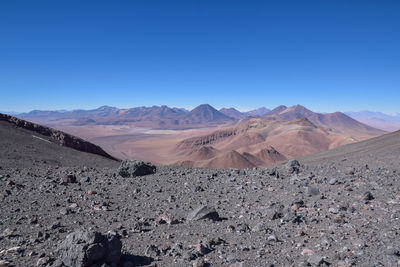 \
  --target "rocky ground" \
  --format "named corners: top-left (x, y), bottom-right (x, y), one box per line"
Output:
top-left (1, 118), bottom-right (400, 266)
top-left (1, 156), bottom-right (400, 266)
